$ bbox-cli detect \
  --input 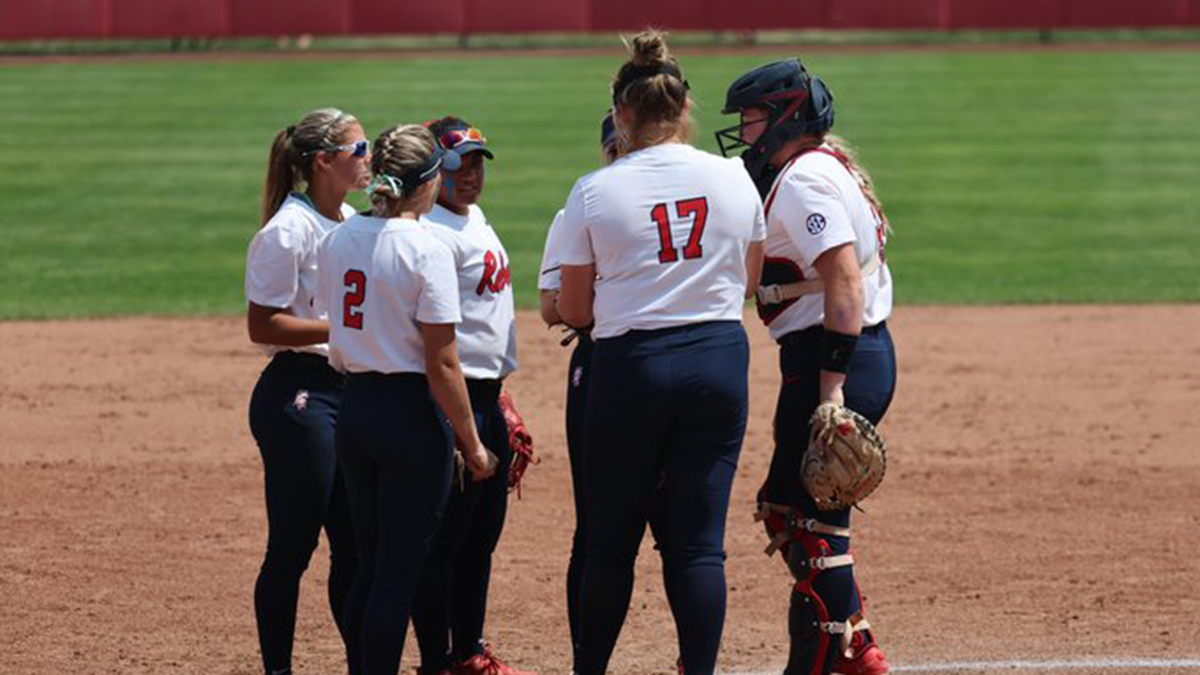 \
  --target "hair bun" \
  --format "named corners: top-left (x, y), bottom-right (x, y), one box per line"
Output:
top-left (629, 30), bottom-right (669, 66)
